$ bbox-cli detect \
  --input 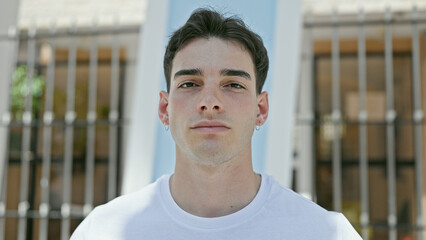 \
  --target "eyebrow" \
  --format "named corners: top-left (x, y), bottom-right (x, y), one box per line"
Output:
top-left (173, 68), bottom-right (202, 80)
top-left (173, 68), bottom-right (252, 80)
top-left (220, 69), bottom-right (251, 80)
